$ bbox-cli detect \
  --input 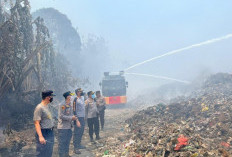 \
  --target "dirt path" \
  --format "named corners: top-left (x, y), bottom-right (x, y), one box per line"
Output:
top-left (67, 108), bottom-right (135, 157)
top-left (0, 108), bottom-right (135, 157)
